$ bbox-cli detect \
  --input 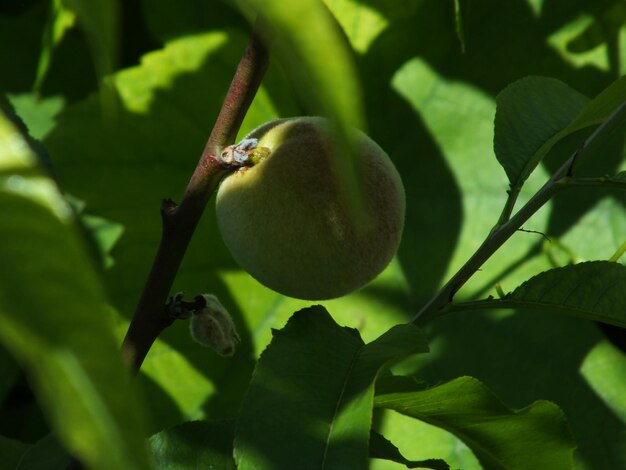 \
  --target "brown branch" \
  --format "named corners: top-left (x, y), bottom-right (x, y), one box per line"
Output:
top-left (120, 26), bottom-right (269, 374)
